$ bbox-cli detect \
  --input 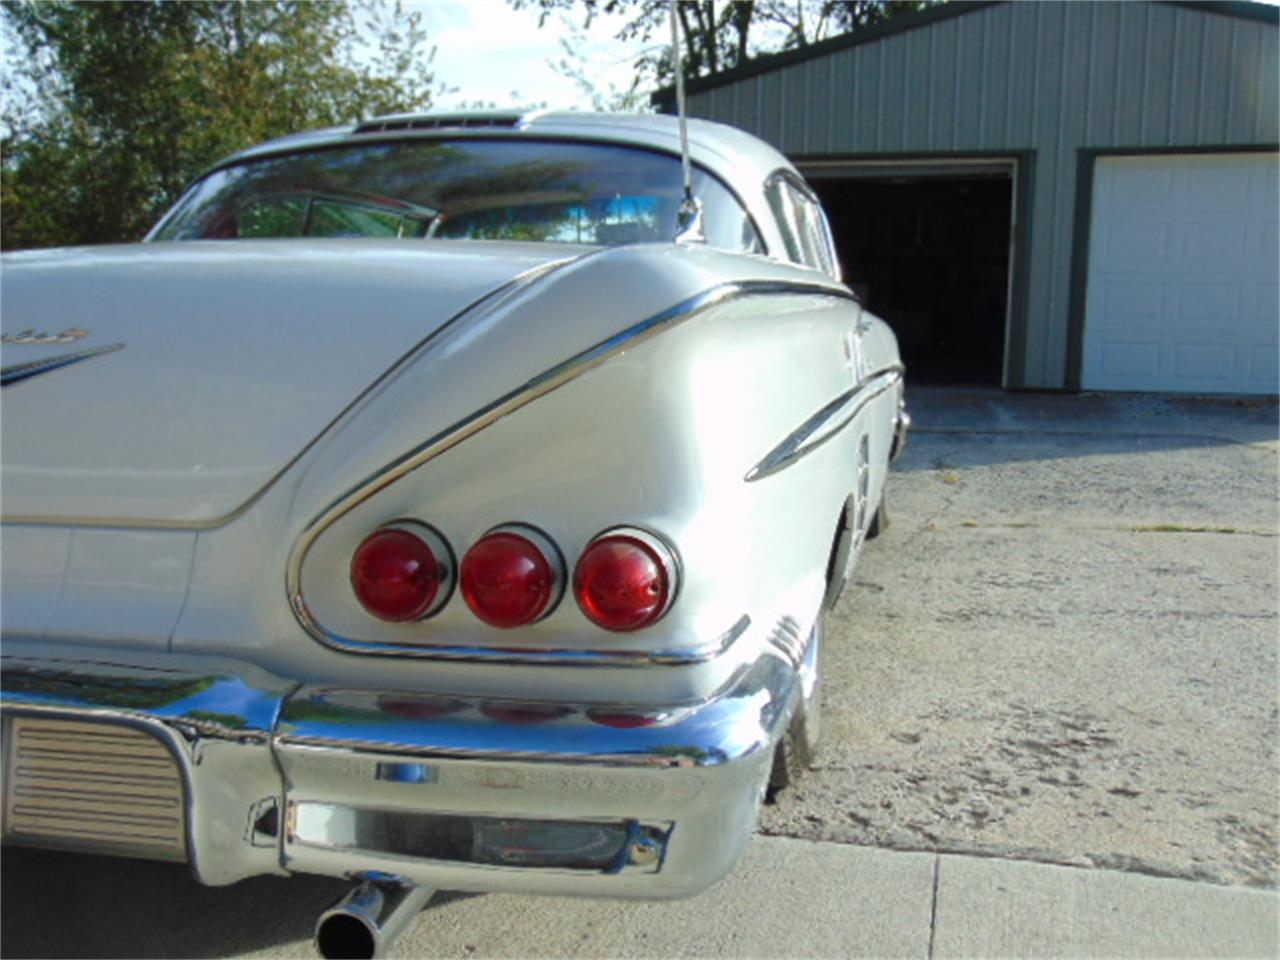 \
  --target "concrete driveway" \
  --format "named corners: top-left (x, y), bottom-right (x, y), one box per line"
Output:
top-left (765, 386), bottom-right (1280, 889)
top-left (2, 386), bottom-right (1276, 958)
